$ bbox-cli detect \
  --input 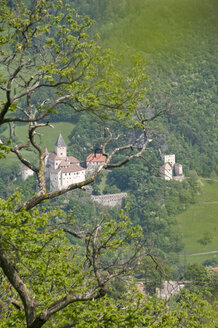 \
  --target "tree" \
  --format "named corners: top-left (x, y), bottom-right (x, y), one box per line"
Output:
top-left (136, 256), bottom-right (171, 296)
top-left (184, 264), bottom-right (217, 299)
top-left (0, 0), bottom-right (170, 327)
top-left (0, 0), bottom-right (169, 211)
top-left (0, 195), bottom-right (144, 327)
